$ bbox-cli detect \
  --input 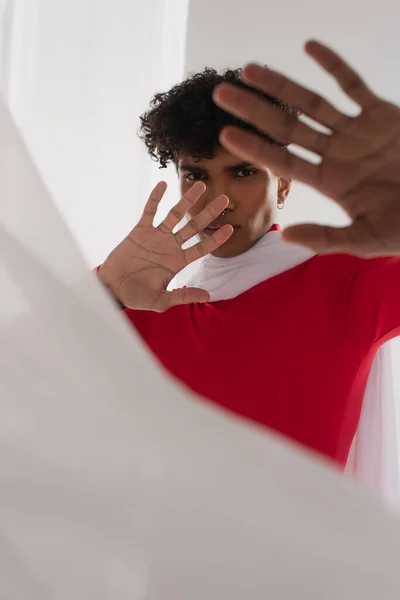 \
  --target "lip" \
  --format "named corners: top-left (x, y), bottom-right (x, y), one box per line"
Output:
top-left (205, 224), bottom-right (240, 231)
top-left (203, 225), bottom-right (239, 239)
